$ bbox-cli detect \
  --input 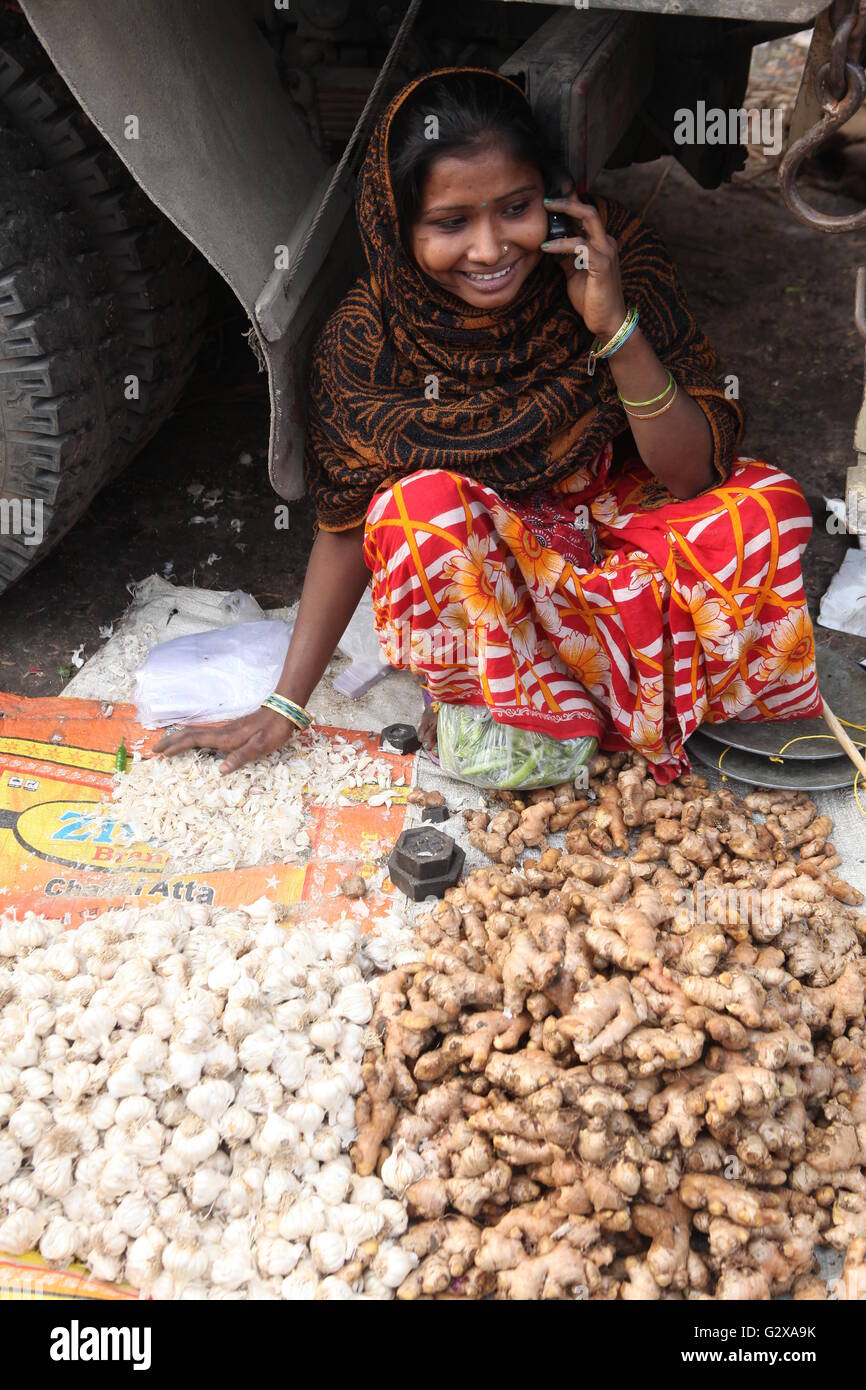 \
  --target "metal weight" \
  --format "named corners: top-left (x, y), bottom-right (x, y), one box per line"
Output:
top-left (379, 723), bottom-right (421, 754)
top-left (388, 826), bottom-right (465, 901)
